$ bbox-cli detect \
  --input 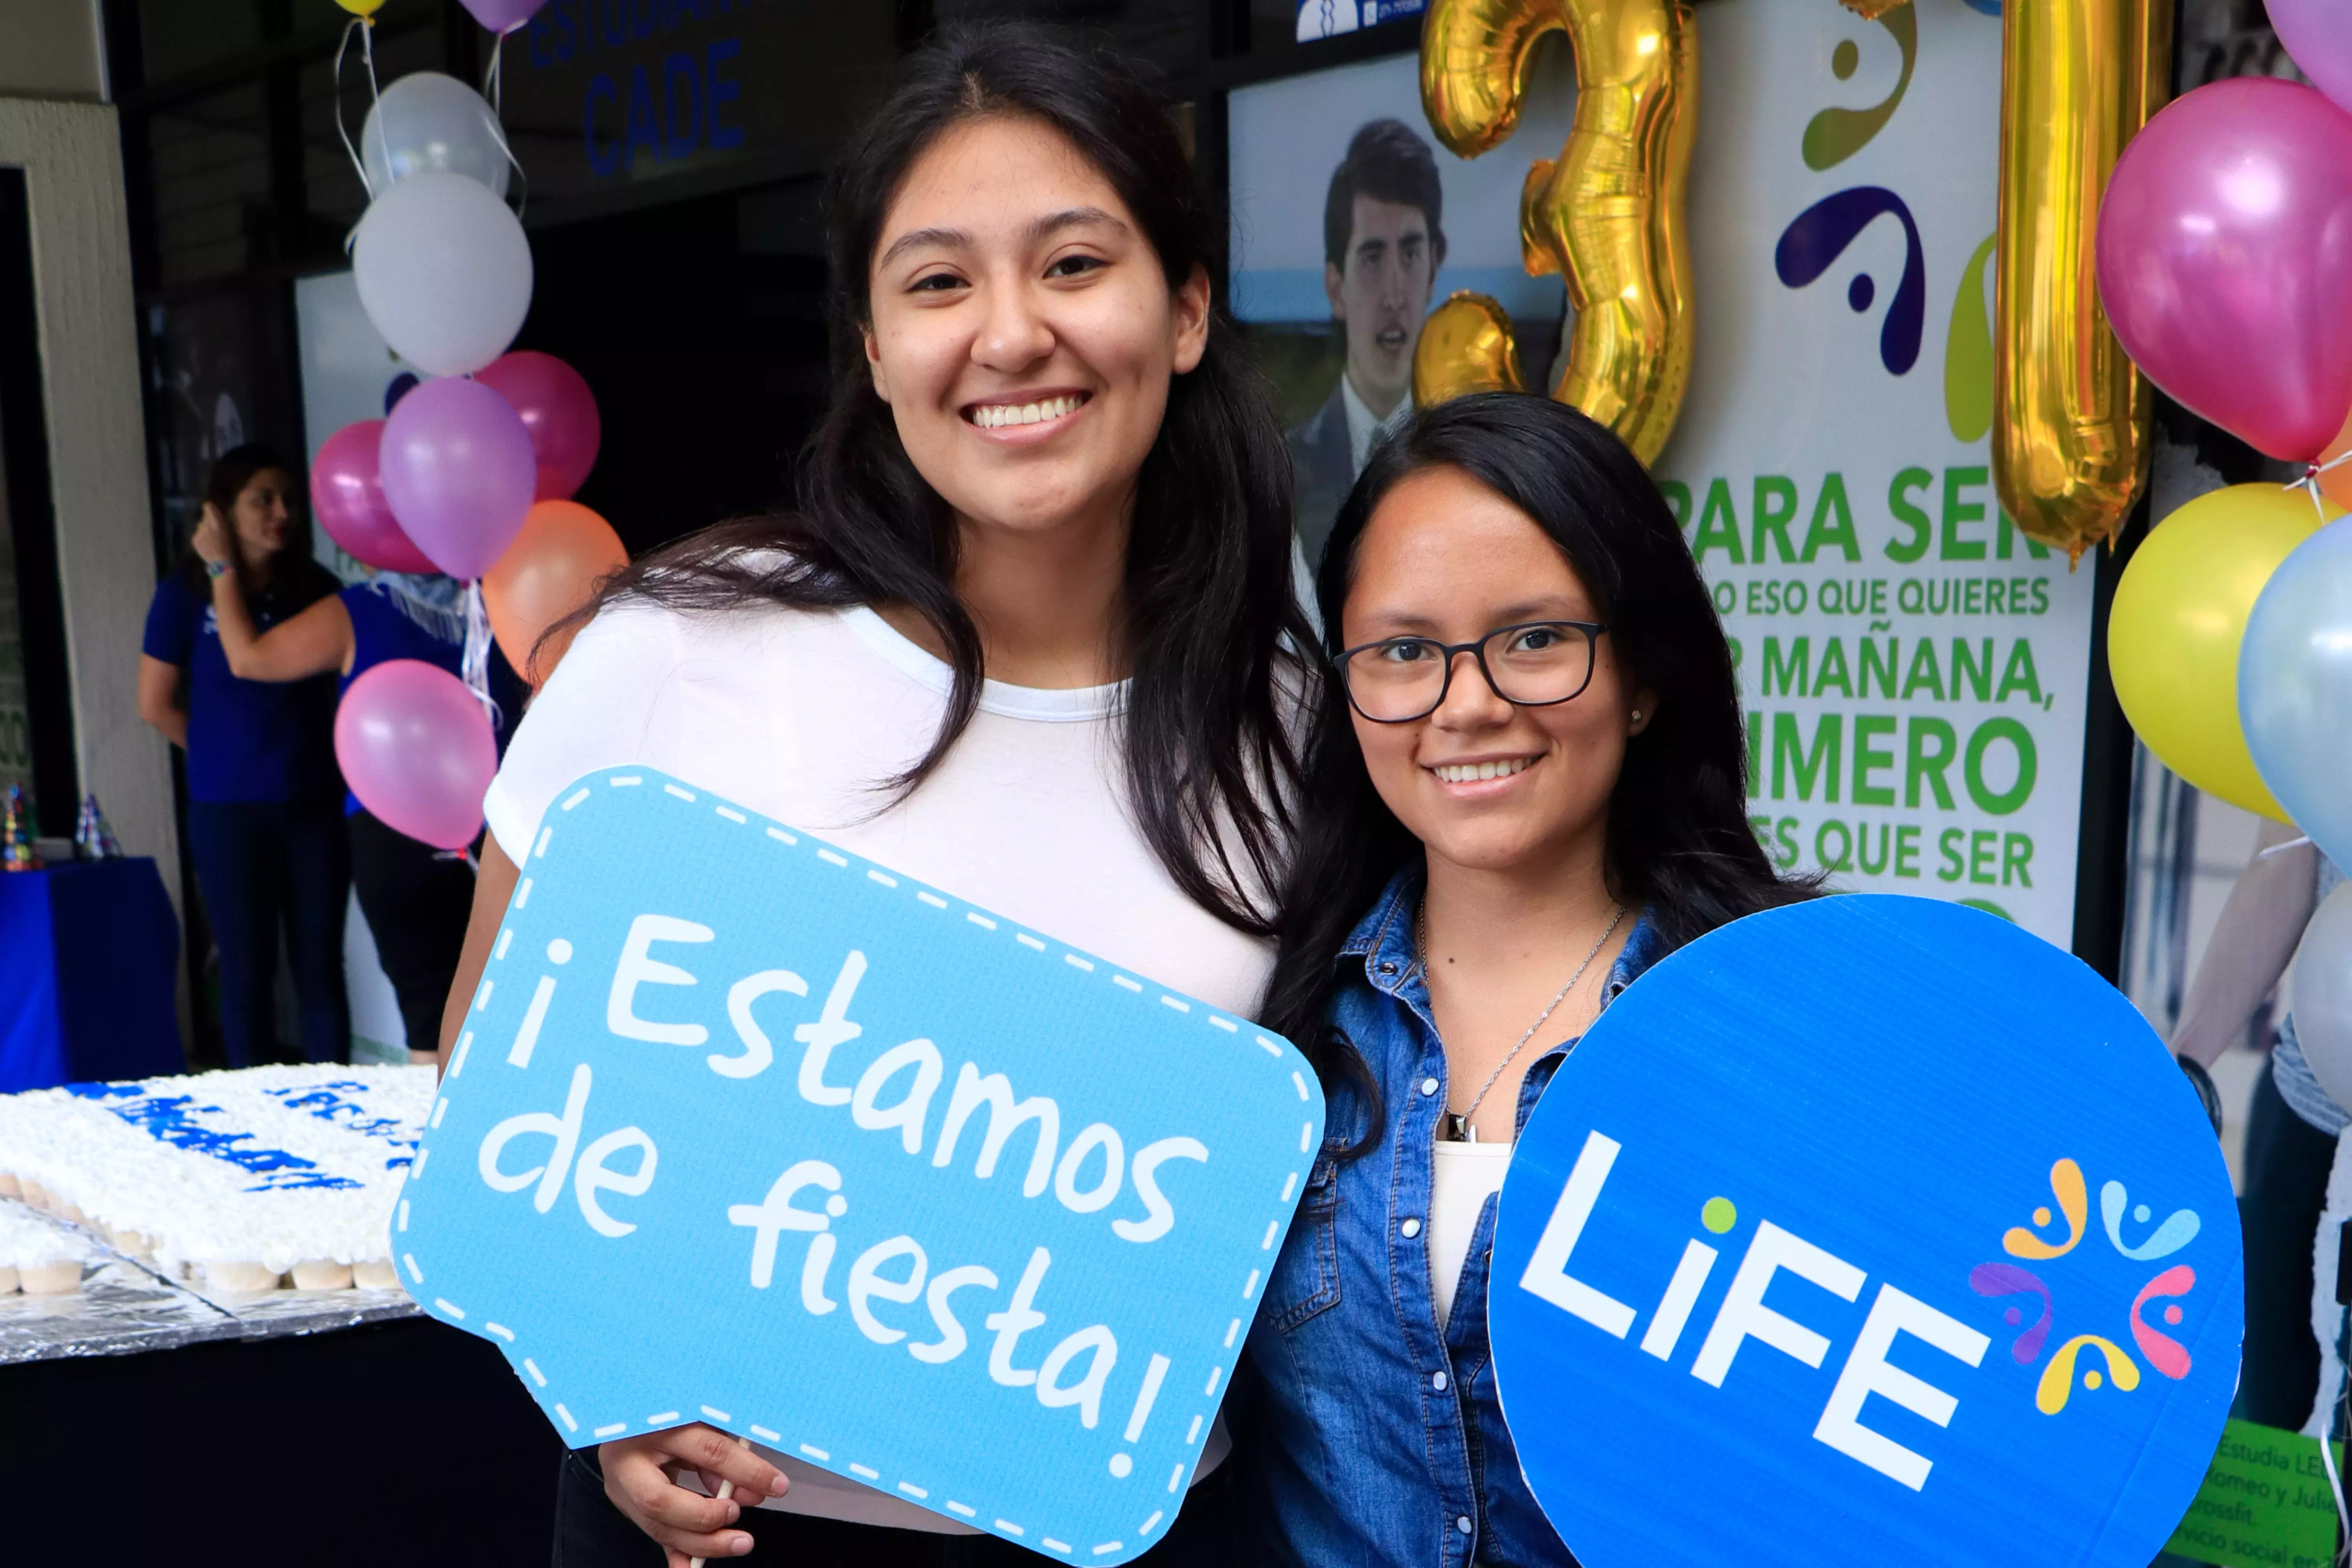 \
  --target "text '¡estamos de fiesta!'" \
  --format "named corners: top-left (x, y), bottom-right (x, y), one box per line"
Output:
top-left (470, 914), bottom-right (1213, 1434)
